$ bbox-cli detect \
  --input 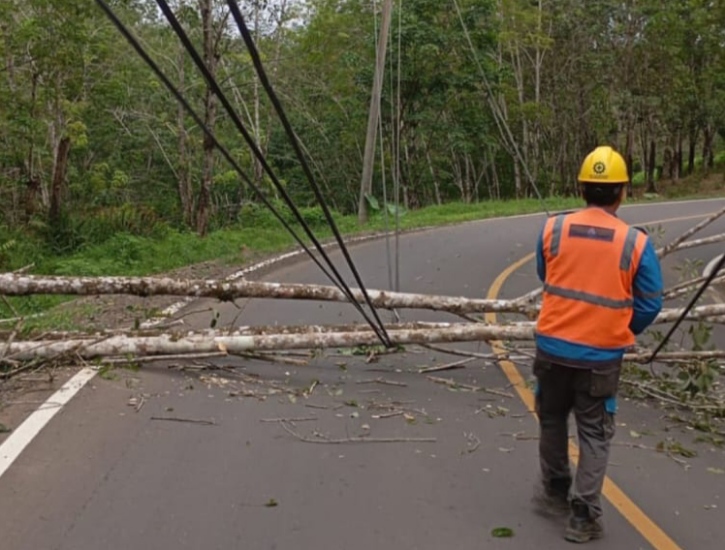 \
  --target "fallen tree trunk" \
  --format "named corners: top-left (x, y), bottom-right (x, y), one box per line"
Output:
top-left (664, 273), bottom-right (725, 301)
top-left (3, 262), bottom-right (725, 318)
top-left (0, 273), bottom-right (536, 315)
top-left (4, 300), bottom-right (725, 361)
top-left (2, 298), bottom-right (724, 351)
top-left (659, 232), bottom-right (725, 255)
top-left (2, 323), bottom-right (536, 361)
top-left (656, 204), bottom-right (725, 258)
top-left (655, 302), bottom-right (725, 323)
top-left (2, 301), bottom-right (724, 345)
